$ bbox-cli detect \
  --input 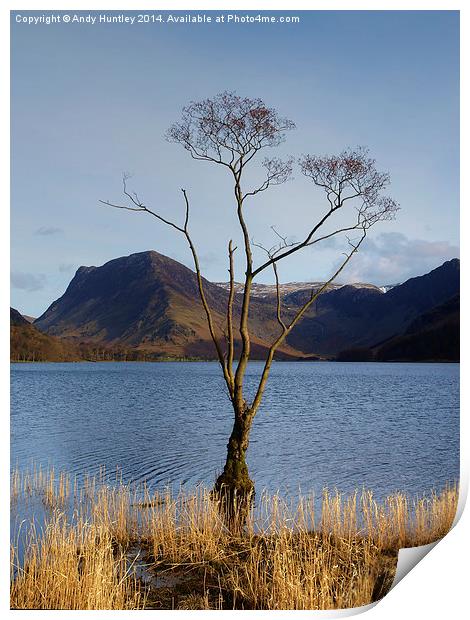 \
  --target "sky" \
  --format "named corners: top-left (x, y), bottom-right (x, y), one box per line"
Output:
top-left (10, 10), bottom-right (459, 317)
